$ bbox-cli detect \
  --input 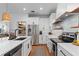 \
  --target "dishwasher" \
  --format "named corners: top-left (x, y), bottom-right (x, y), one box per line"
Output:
top-left (4, 44), bottom-right (22, 56)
